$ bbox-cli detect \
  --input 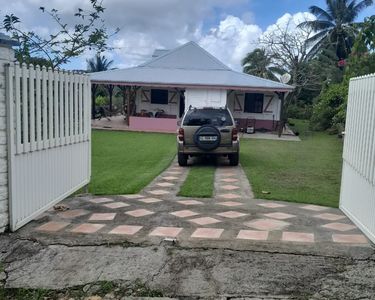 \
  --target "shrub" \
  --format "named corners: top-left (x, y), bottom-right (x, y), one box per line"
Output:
top-left (310, 83), bottom-right (348, 133)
